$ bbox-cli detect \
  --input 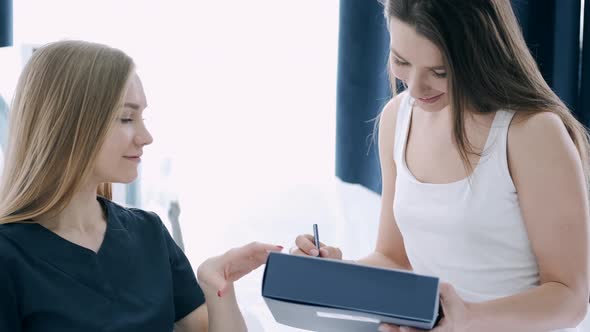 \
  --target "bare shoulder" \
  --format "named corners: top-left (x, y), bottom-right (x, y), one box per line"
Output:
top-left (508, 111), bottom-right (583, 186)
top-left (508, 111), bottom-right (574, 155)
top-left (378, 91), bottom-right (407, 156)
top-left (379, 91), bottom-right (406, 130)
top-left (510, 111), bottom-right (568, 137)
